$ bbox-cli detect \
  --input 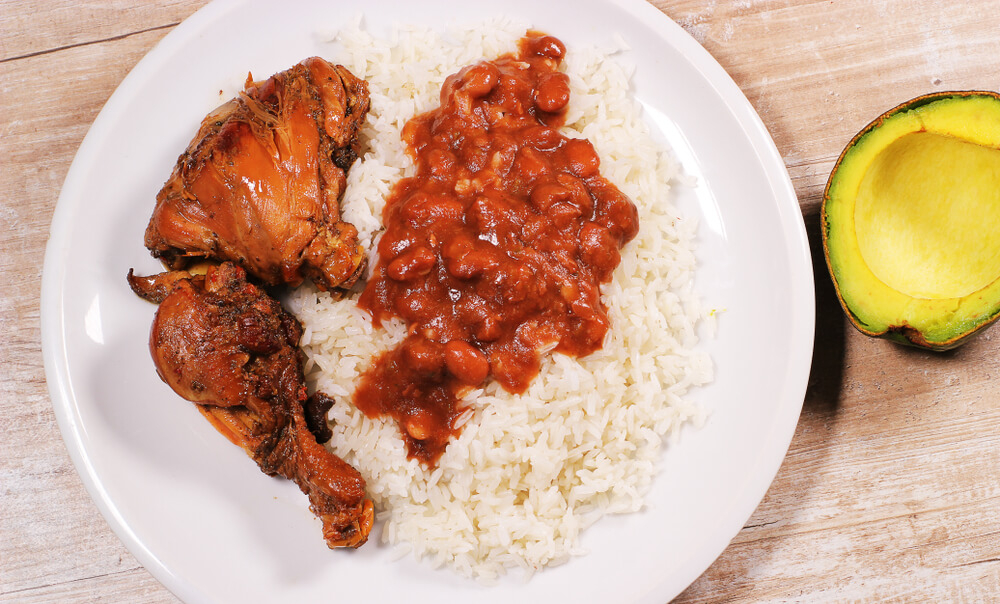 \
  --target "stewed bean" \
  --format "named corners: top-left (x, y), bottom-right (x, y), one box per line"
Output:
top-left (354, 33), bottom-right (639, 465)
